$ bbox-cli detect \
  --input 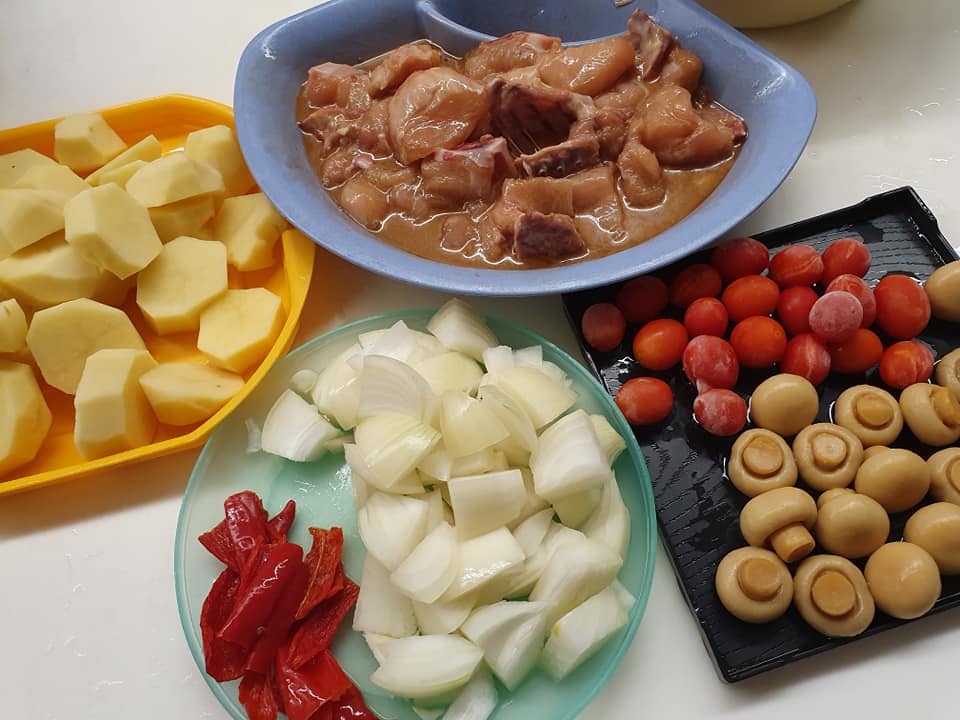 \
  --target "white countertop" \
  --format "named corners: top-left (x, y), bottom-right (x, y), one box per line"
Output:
top-left (2, 1), bottom-right (959, 718)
